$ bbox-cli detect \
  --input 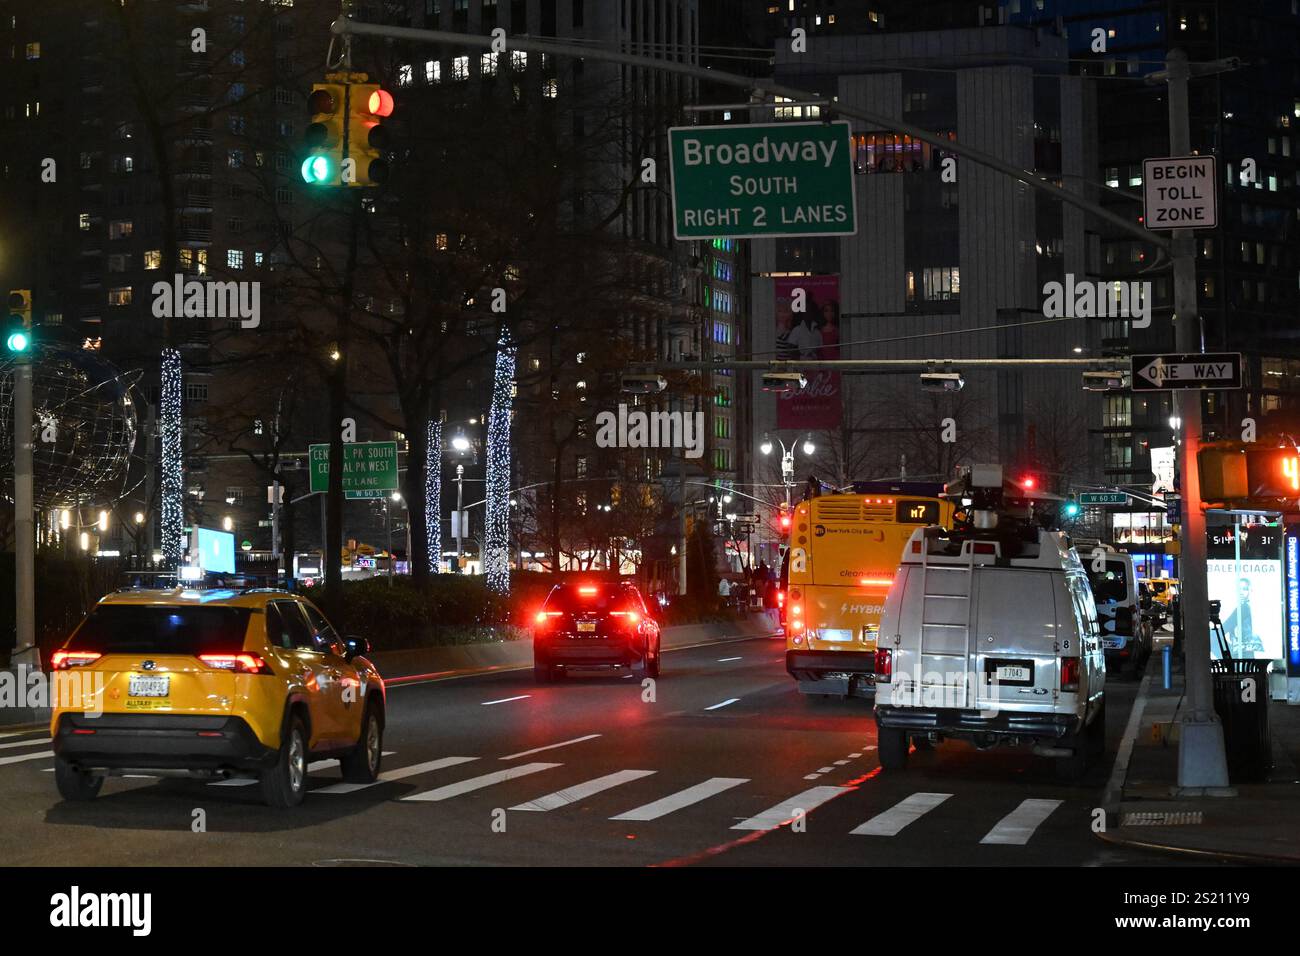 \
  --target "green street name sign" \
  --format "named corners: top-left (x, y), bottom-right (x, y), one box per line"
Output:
top-left (309, 441), bottom-right (399, 497)
top-left (668, 121), bottom-right (857, 239)
top-left (1078, 491), bottom-right (1130, 506)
